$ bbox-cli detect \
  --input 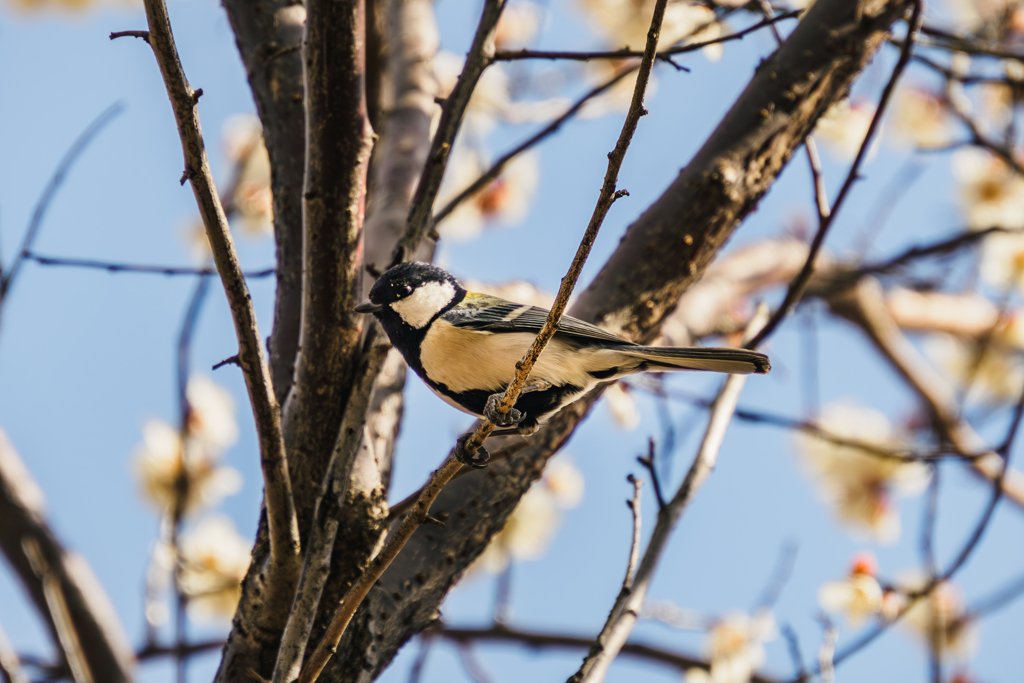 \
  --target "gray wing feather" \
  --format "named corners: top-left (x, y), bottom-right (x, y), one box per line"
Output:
top-left (444, 293), bottom-right (631, 345)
